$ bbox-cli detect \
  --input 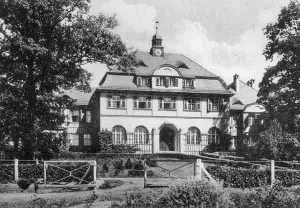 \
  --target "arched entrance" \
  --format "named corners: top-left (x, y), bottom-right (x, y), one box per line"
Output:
top-left (159, 124), bottom-right (178, 151)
